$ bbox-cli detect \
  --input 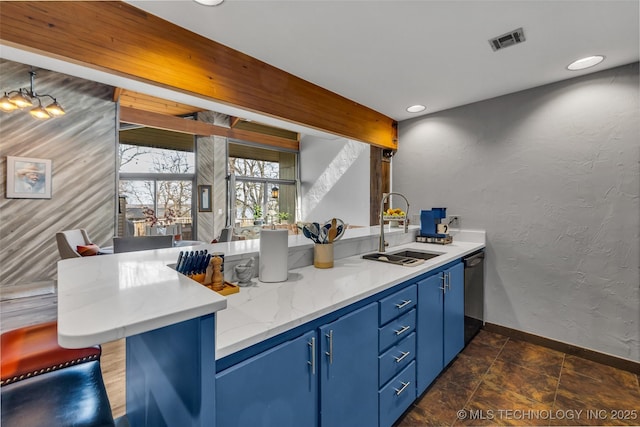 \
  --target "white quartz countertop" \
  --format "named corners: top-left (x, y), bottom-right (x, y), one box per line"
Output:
top-left (215, 233), bottom-right (485, 359)
top-left (57, 246), bottom-right (228, 348)
top-left (57, 226), bottom-right (484, 355)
